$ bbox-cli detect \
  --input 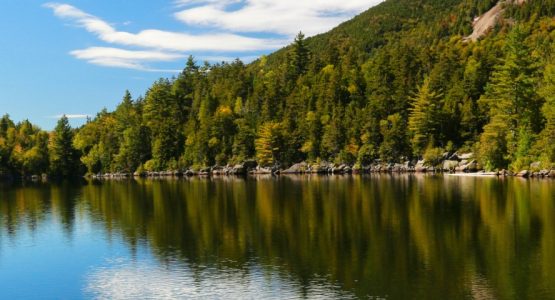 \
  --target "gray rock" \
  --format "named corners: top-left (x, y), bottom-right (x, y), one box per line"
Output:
top-left (211, 166), bottom-right (226, 175)
top-left (251, 166), bottom-right (272, 174)
top-left (458, 153), bottom-right (474, 160)
top-left (482, 171), bottom-right (499, 176)
top-left (415, 160), bottom-right (427, 172)
top-left (231, 164), bottom-right (246, 175)
top-left (243, 160), bottom-right (258, 170)
top-left (332, 164), bottom-right (348, 174)
top-left (442, 160), bottom-right (459, 171)
top-left (448, 153), bottom-right (460, 161)
top-left (516, 170), bottom-right (530, 178)
top-left (461, 160), bottom-right (478, 172)
top-left (282, 162), bottom-right (308, 174)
